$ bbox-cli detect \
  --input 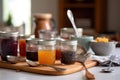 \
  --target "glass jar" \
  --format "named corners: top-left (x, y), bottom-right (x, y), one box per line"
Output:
top-left (55, 37), bottom-right (64, 60)
top-left (1, 31), bottom-right (19, 61)
top-left (0, 31), bottom-right (6, 58)
top-left (26, 38), bottom-right (39, 61)
top-left (60, 28), bottom-right (83, 40)
top-left (38, 40), bottom-right (56, 65)
top-left (38, 30), bottom-right (57, 40)
top-left (18, 34), bottom-right (26, 57)
top-left (61, 40), bottom-right (77, 64)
